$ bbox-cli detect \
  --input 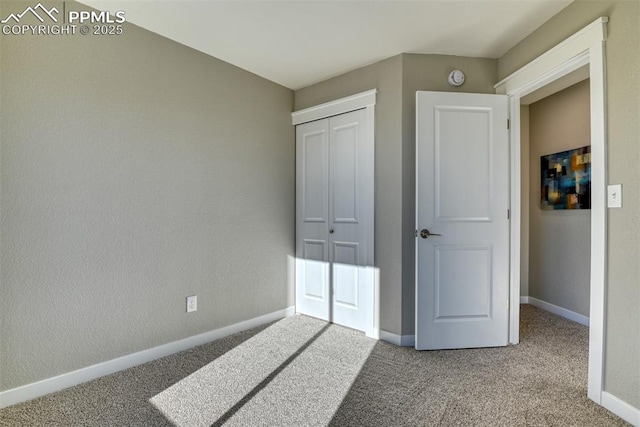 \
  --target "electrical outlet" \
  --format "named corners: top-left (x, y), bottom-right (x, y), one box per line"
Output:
top-left (186, 295), bottom-right (197, 313)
